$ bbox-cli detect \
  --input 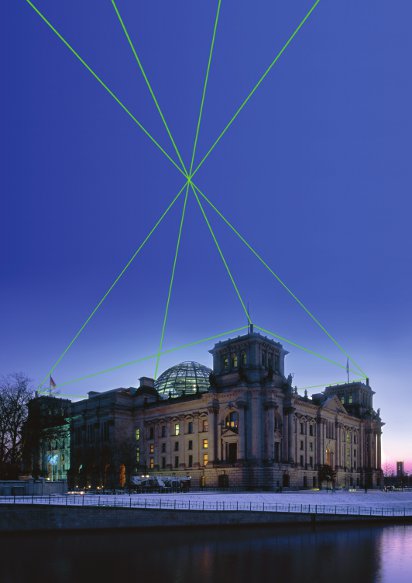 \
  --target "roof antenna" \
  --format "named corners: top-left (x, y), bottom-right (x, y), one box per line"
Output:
top-left (247, 301), bottom-right (253, 334)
